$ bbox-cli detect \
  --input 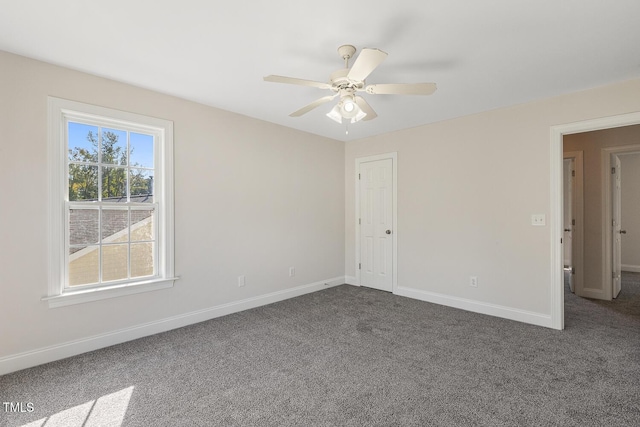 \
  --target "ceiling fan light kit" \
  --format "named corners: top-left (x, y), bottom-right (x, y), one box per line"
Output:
top-left (342, 97), bottom-right (356, 114)
top-left (326, 97), bottom-right (367, 124)
top-left (264, 44), bottom-right (437, 126)
top-left (326, 105), bottom-right (344, 124)
top-left (338, 95), bottom-right (367, 122)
